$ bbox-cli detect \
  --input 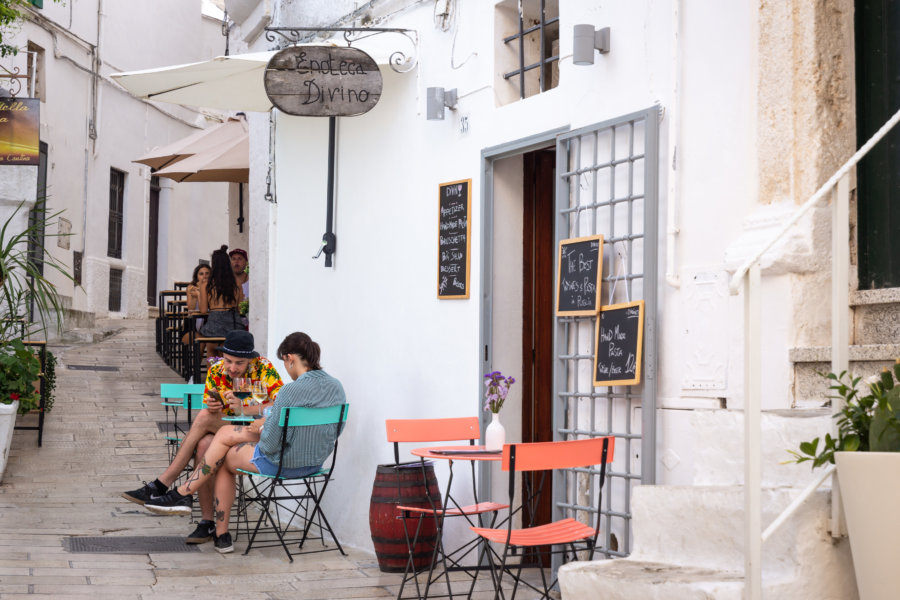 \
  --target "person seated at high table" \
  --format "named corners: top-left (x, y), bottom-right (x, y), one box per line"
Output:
top-left (144, 331), bottom-right (347, 554)
top-left (200, 245), bottom-right (245, 359)
top-left (121, 329), bottom-right (283, 545)
top-left (180, 263), bottom-right (210, 348)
